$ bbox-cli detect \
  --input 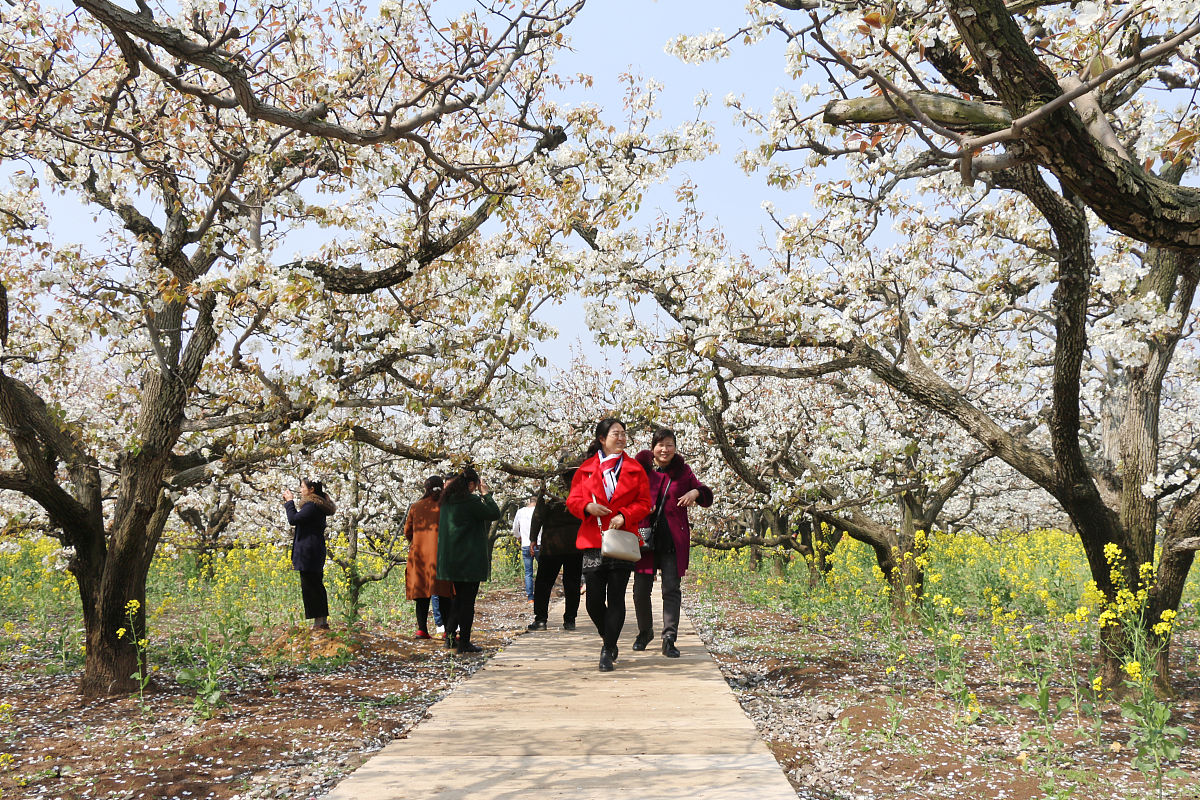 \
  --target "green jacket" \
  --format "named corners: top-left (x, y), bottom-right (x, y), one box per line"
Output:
top-left (436, 491), bottom-right (502, 582)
